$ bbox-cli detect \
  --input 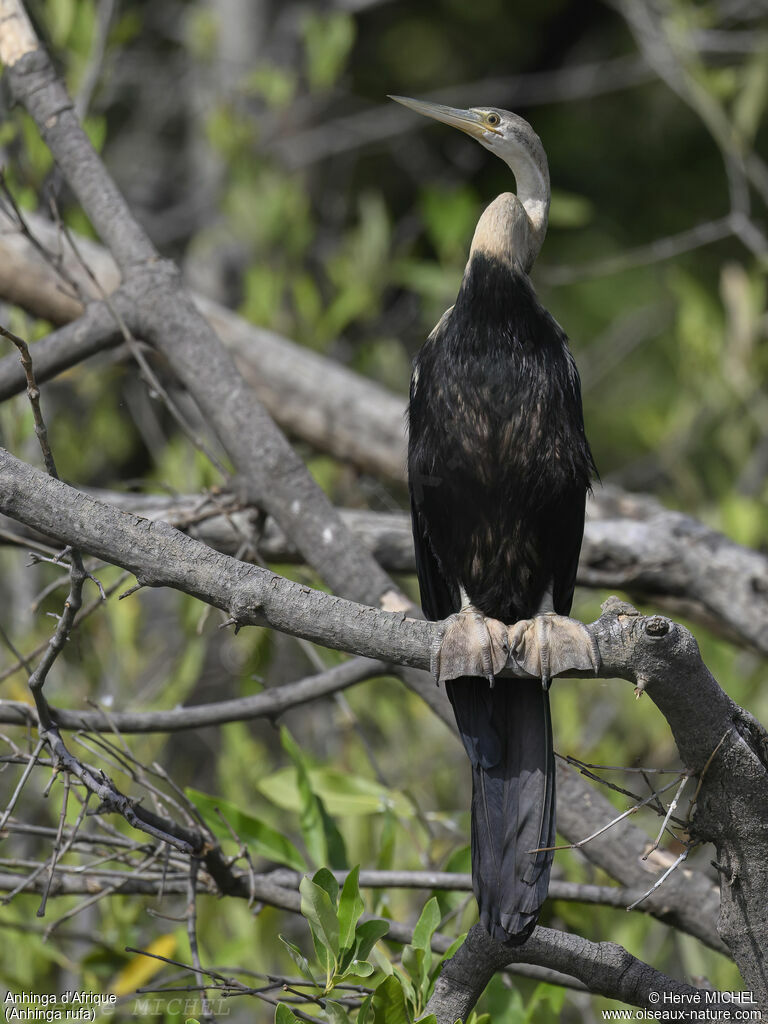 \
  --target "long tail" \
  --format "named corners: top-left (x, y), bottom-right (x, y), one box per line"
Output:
top-left (446, 677), bottom-right (555, 943)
